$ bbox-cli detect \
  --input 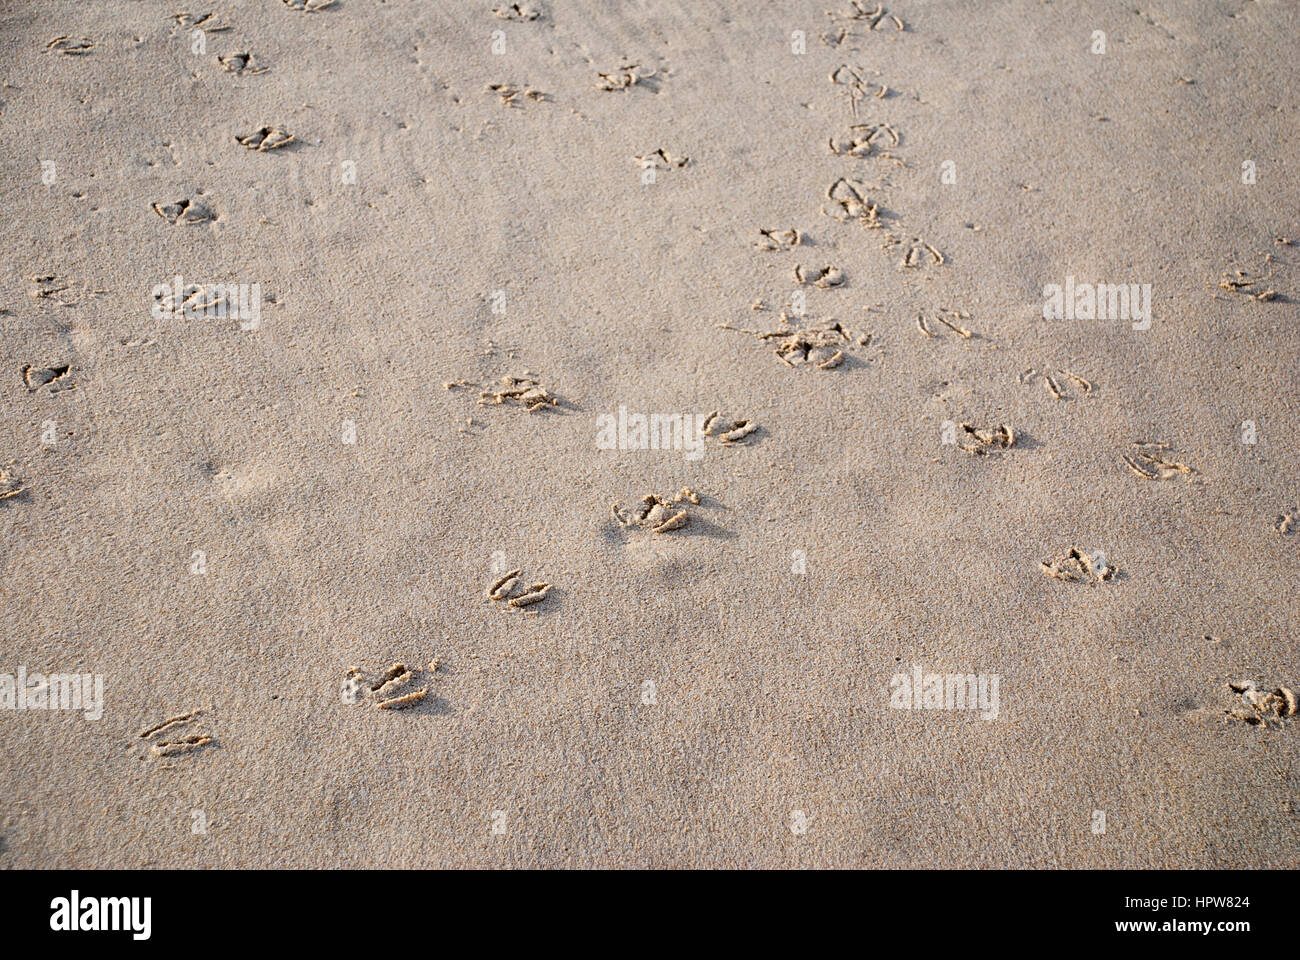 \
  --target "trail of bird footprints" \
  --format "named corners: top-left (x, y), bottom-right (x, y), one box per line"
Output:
top-left (344, 662), bottom-right (436, 710)
top-left (822, 58), bottom-right (951, 272)
top-left (69, 4), bottom-right (1289, 762)
top-left (138, 710), bottom-right (214, 758)
top-left (486, 570), bottom-right (553, 609)
top-left (612, 488), bottom-right (700, 534)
